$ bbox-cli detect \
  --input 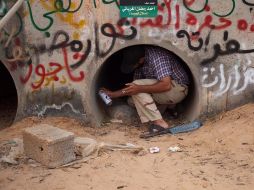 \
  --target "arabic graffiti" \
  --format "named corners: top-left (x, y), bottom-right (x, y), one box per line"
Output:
top-left (176, 30), bottom-right (203, 51)
top-left (200, 31), bottom-right (254, 65)
top-left (93, 0), bottom-right (120, 9)
top-left (183, 0), bottom-right (235, 17)
top-left (242, 0), bottom-right (254, 6)
top-left (0, 0), bottom-right (85, 43)
top-left (5, 30), bottom-right (91, 70)
top-left (18, 47), bottom-right (85, 90)
top-left (1, 0), bottom-right (254, 118)
top-left (26, 0), bottom-right (83, 32)
top-left (38, 0), bottom-right (86, 30)
top-left (131, 0), bottom-right (172, 29)
top-left (96, 22), bottom-right (137, 58)
top-left (5, 18), bottom-right (137, 89)
top-left (2, 30), bottom-right (87, 89)
top-left (202, 64), bottom-right (254, 97)
top-left (116, 0), bottom-right (254, 43)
